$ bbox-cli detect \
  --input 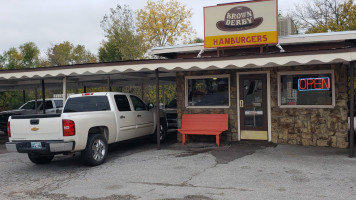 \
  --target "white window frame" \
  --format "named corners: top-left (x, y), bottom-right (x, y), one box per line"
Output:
top-left (185, 74), bottom-right (230, 108)
top-left (277, 70), bottom-right (335, 108)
